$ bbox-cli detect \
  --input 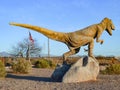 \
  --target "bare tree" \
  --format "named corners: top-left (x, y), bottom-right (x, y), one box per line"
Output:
top-left (11, 38), bottom-right (41, 59)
